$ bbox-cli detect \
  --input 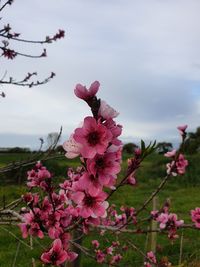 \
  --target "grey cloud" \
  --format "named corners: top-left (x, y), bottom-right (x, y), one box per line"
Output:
top-left (1, 0), bottom-right (200, 147)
